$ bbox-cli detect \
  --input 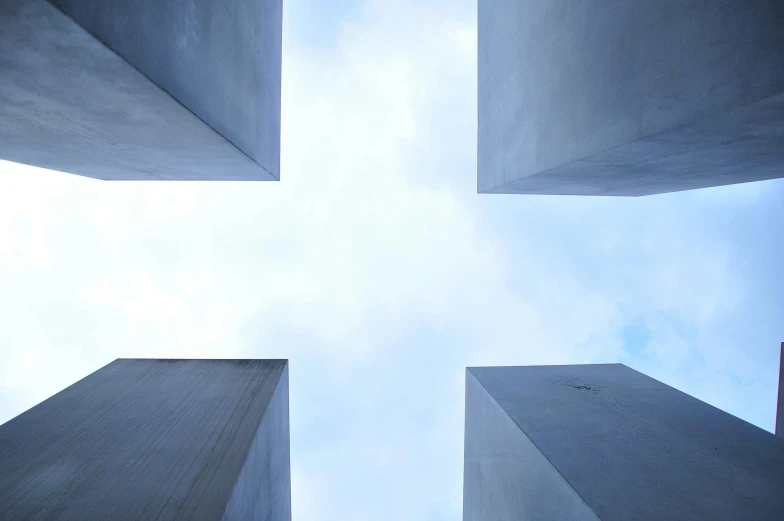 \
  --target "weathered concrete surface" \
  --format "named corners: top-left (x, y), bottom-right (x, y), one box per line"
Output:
top-left (51, 0), bottom-right (282, 178)
top-left (464, 364), bottom-right (784, 521)
top-left (0, 359), bottom-right (291, 521)
top-left (777, 342), bottom-right (784, 436)
top-left (478, 1), bottom-right (784, 196)
top-left (0, 0), bottom-right (278, 181)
